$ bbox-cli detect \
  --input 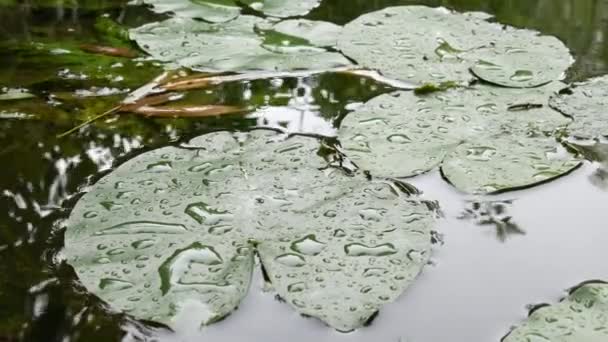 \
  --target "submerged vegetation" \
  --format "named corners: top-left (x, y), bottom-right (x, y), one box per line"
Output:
top-left (1, 0), bottom-right (608, 341)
